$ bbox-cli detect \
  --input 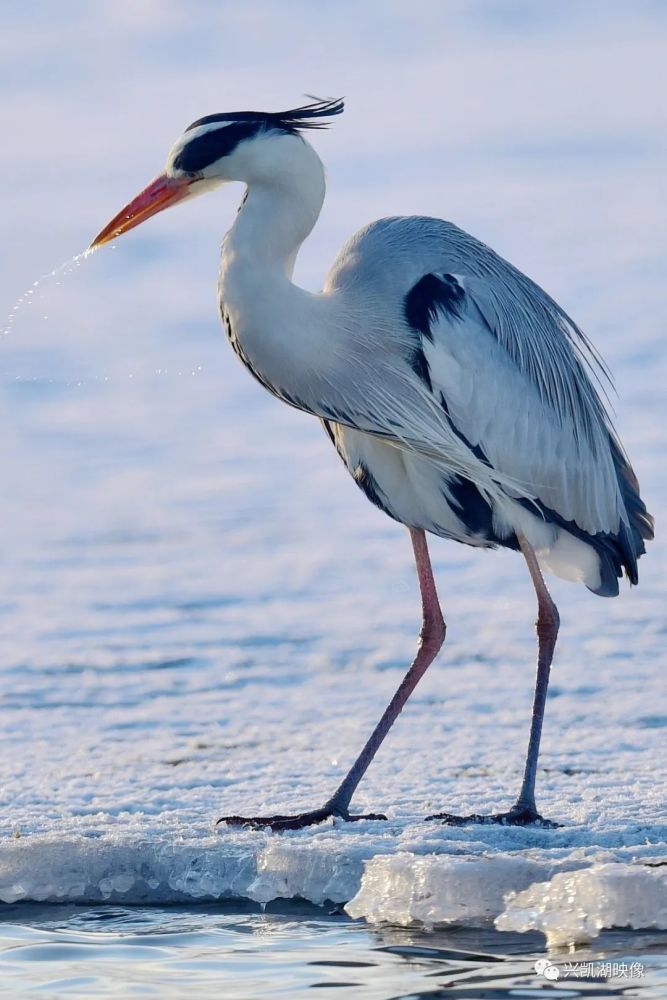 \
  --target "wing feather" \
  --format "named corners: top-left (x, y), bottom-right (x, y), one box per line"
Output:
top-left (325, 216), bottom-right (638, 537)
top-left (420, 278), bottom-right (622, 534)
